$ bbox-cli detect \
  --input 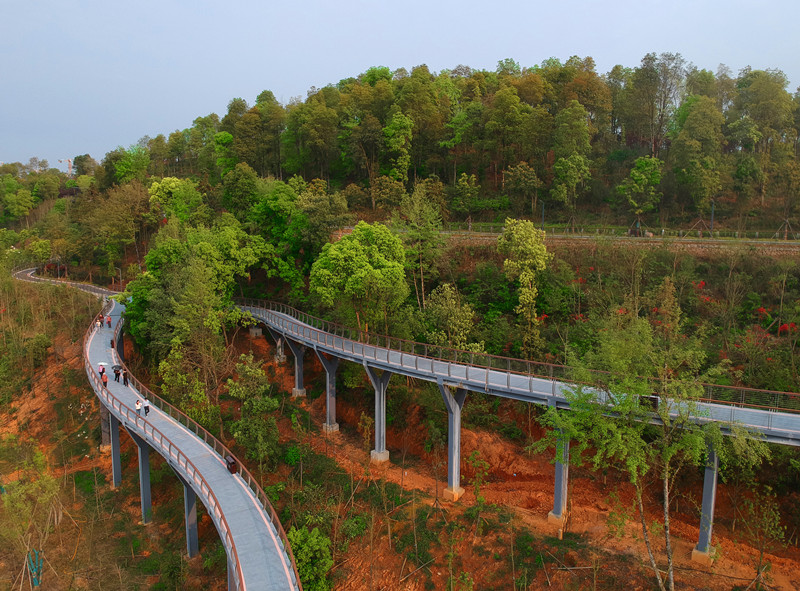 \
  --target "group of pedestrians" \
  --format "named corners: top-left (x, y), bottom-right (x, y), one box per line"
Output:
top-left (98, 364), bottom-right (128, 387)
top-left (135, 398), bottom-right (150, 416)
top-left (93, 307), bottom-right (152, 420)
top-left (94, 313), bottom-right (113, 331)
